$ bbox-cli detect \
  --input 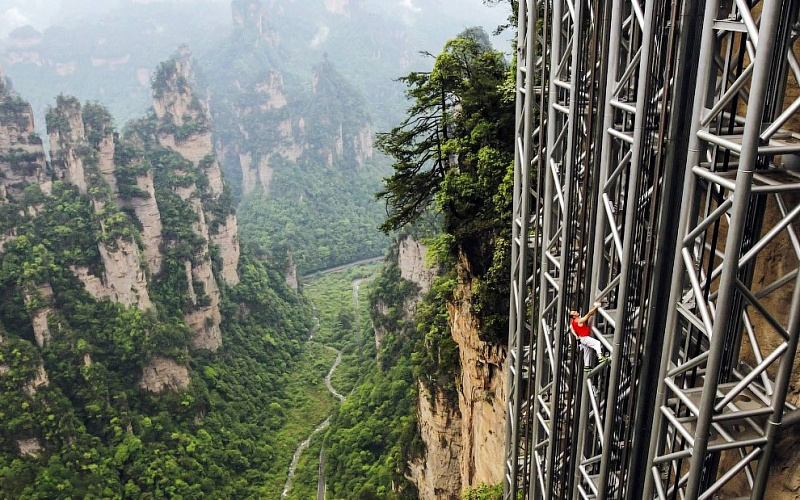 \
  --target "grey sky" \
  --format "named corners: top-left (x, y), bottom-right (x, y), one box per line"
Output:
top-left (0, 0), bottom-right (510, 40)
